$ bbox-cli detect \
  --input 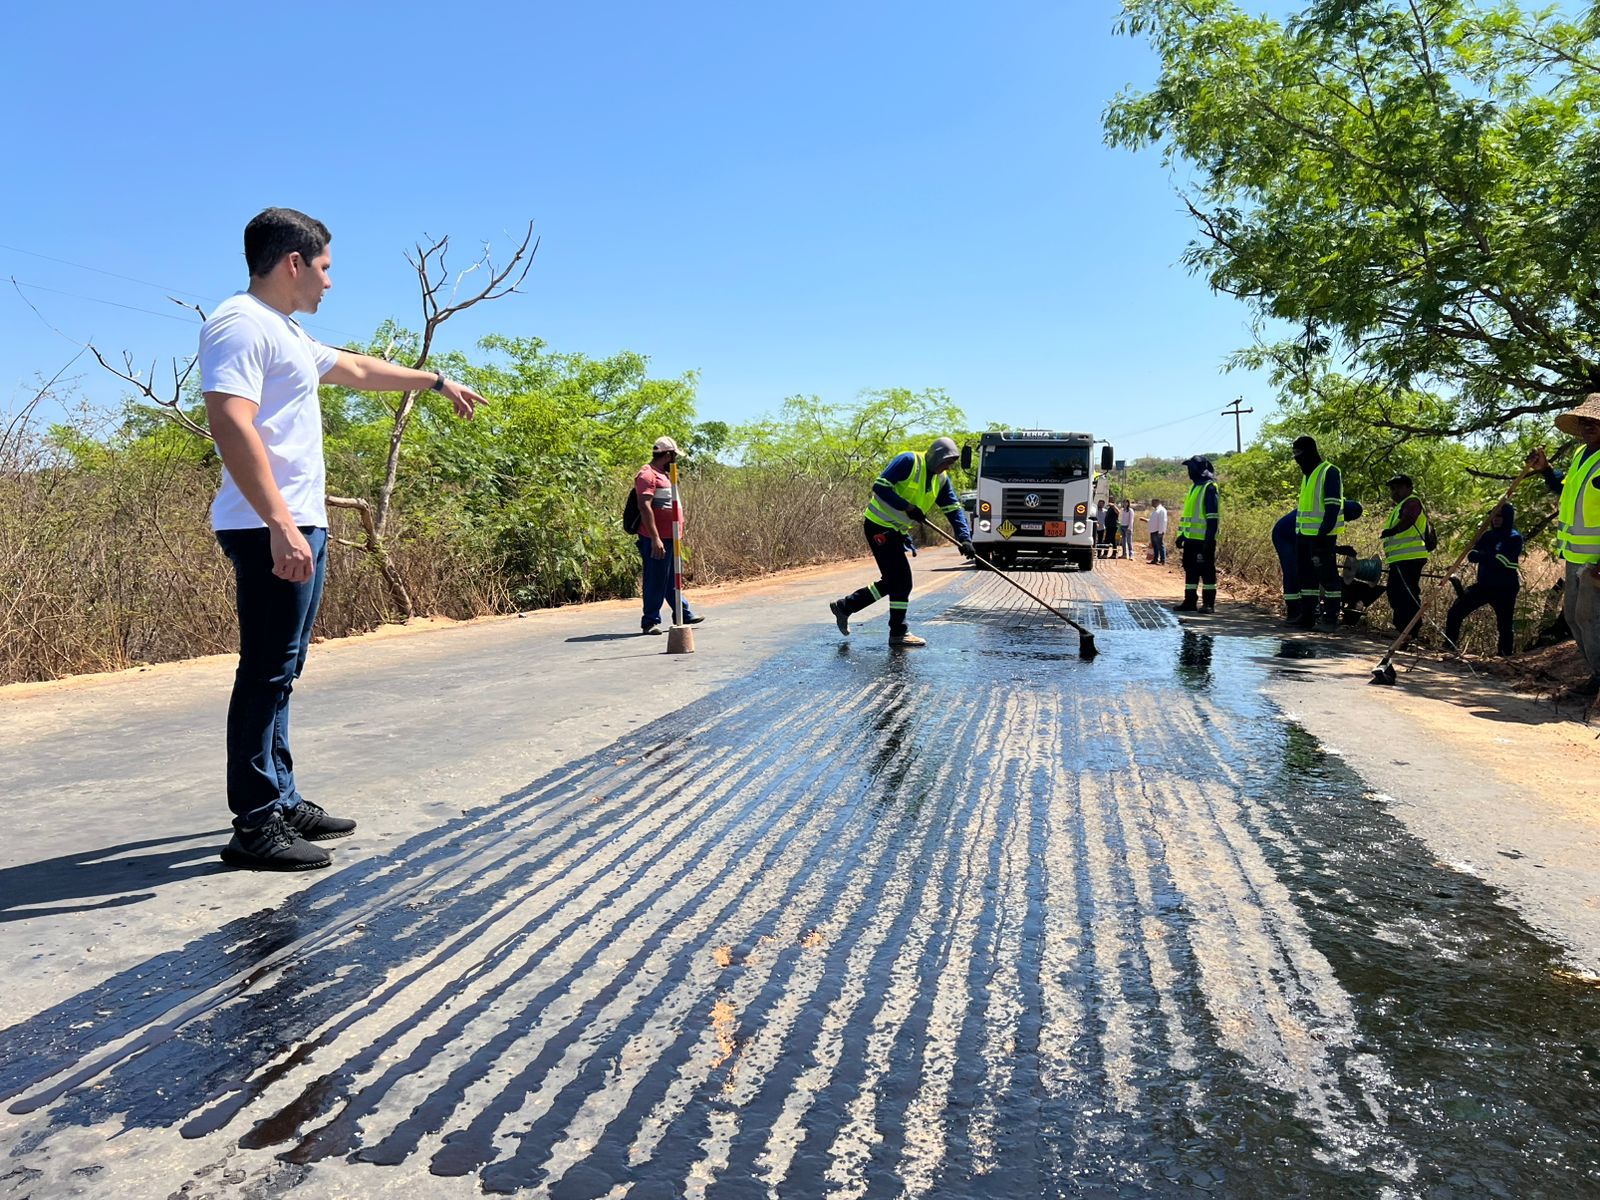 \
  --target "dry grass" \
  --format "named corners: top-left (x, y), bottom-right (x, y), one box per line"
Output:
top-left (0, 433), bottom-right (874, 686)
top-left (0, 445), bottom-right (506, 686)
